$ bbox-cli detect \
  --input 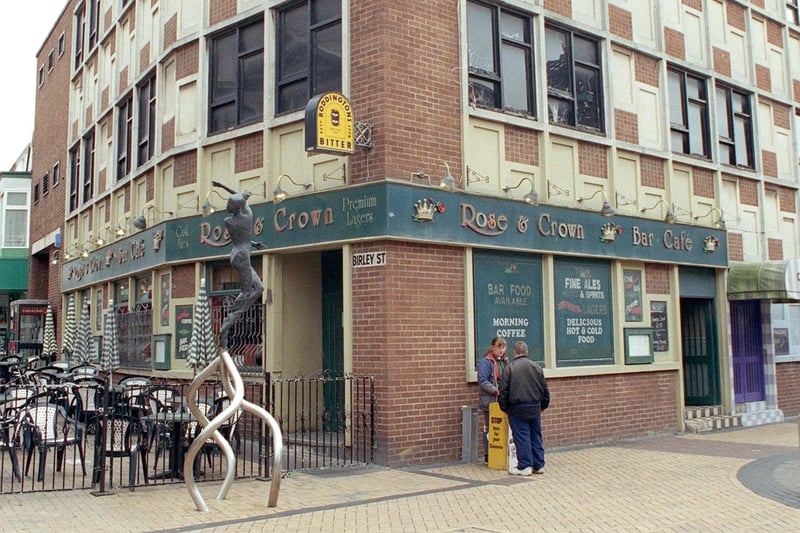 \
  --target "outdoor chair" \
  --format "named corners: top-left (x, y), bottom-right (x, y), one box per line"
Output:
top-left (92, 412), bottom-right (148, 491)
top-left (0, 404), bottom-right (26, 481)
top-left (68, 364), bottom-right (100, 379)
top-left (71, 377), bottom-right (106, 432)
top-left (21, 388), bottom-right (86, 482)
